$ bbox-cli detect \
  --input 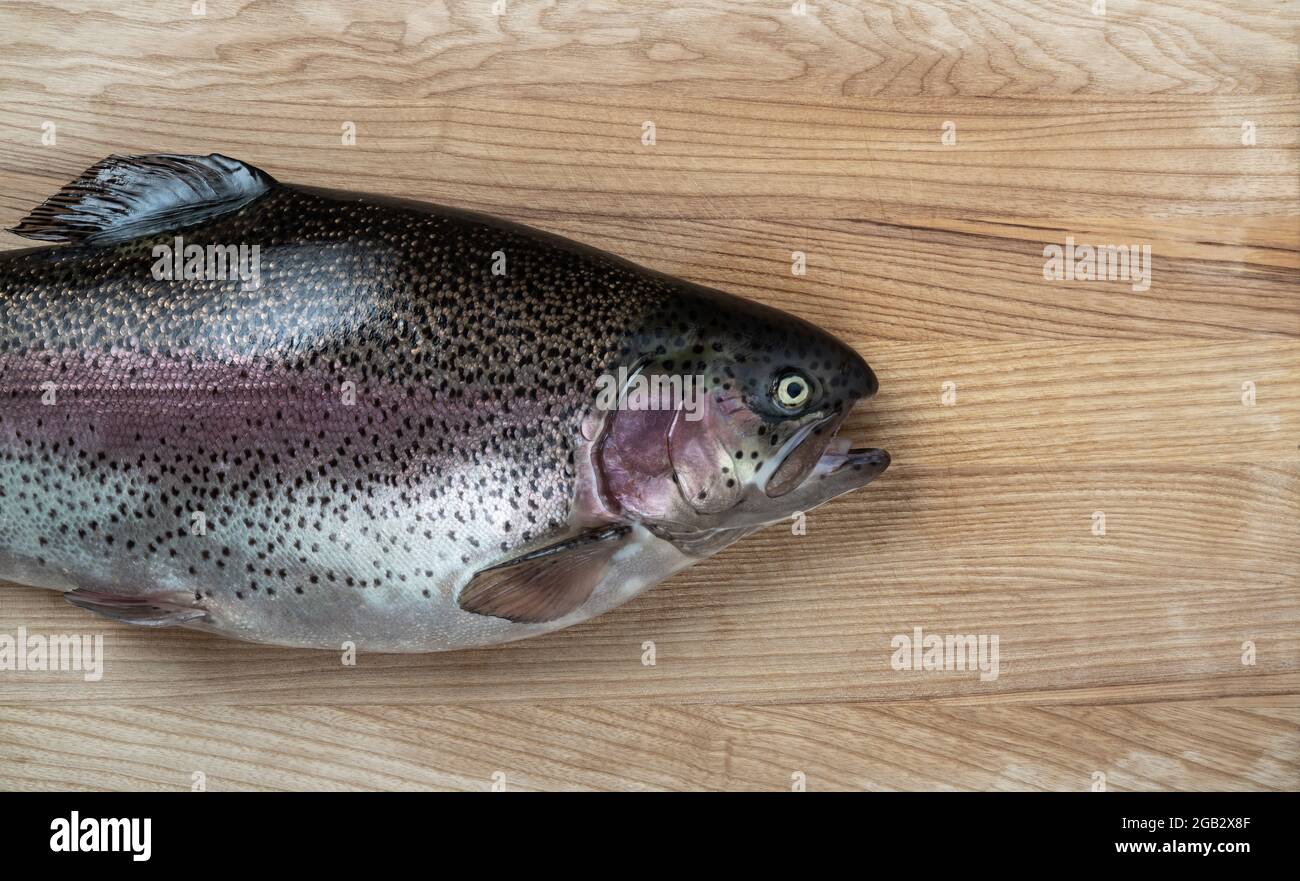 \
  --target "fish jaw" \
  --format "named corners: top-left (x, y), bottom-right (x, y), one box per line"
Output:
top-left (723, 416), bottom-right (891, 531)
top-left (784, 444), bottom-right (891, 512)
top-left (664, 442), bottom-right (890, 537)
